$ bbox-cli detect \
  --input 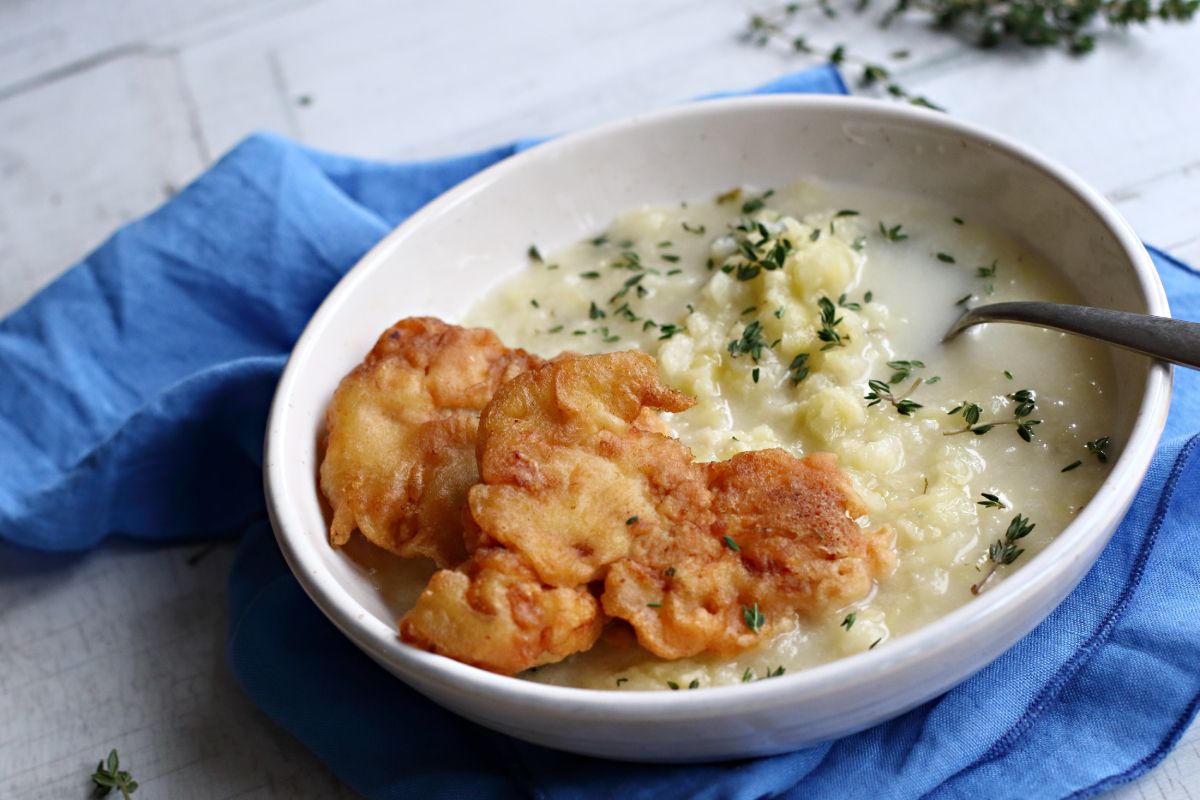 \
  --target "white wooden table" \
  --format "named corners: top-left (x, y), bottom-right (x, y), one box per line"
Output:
top-left (2, 2), bottom-right (1198, 797)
